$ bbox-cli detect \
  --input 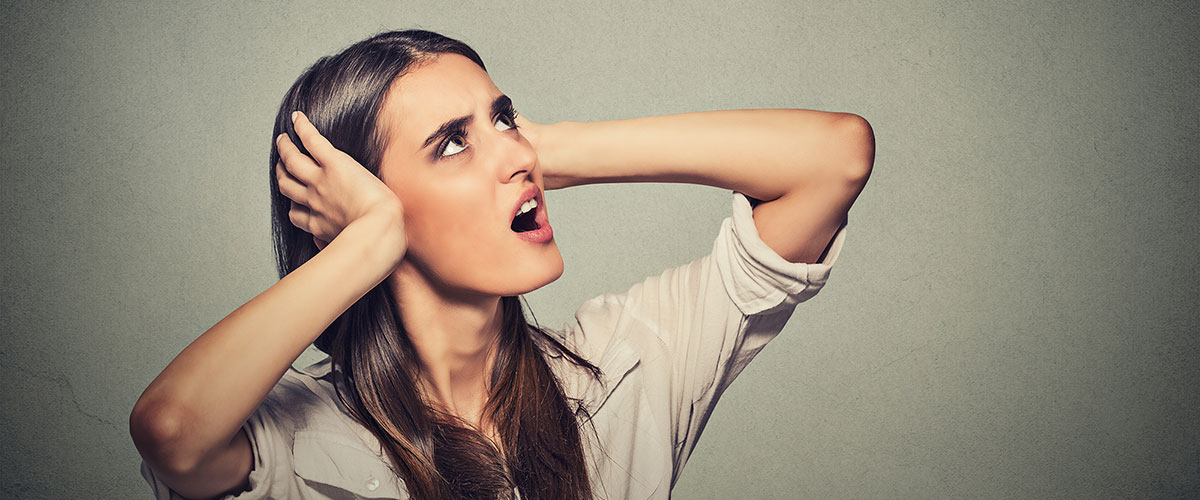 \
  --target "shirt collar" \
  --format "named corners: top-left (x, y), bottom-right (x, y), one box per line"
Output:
top-left (301, 355), bottom-right (335, 379)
